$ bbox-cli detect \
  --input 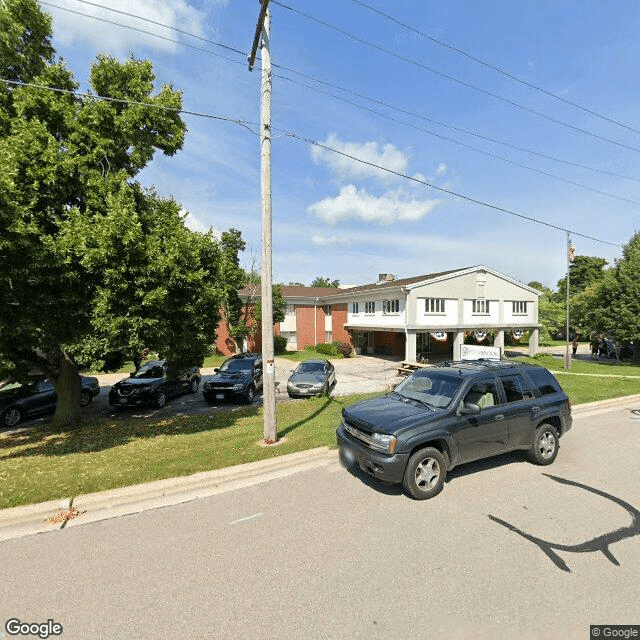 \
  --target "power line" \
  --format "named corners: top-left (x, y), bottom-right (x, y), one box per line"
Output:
top-left (351, 0), bottom-right (640, 137)
top-left (271, 0), bottom-right (640, 155)
top-left (272, 62), bottom-right (640, 184)
top-left (62, 0), bottom-right (248, 58)
top-left (2, 77), bottom-right (622, 248)
top-left (49, 0), bottom-right (640, 187)
top-left (282, 130), bottom-right (624, 247)
top-left (275, 72), bottom-right (640, 207)
top-left (40, 1), bottom-right (249, 66)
